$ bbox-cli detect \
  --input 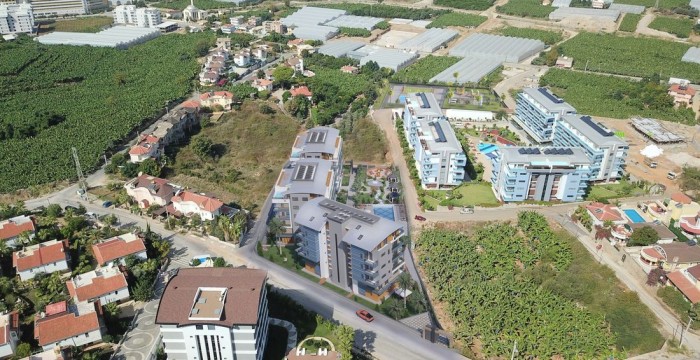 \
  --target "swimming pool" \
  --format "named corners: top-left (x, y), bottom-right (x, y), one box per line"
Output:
top-left (623, 209), bottom-right (645, 223)
top-left (478, 143), bottom-right (499, 154)
top-left (373, 206), bottom-right (395, 221)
